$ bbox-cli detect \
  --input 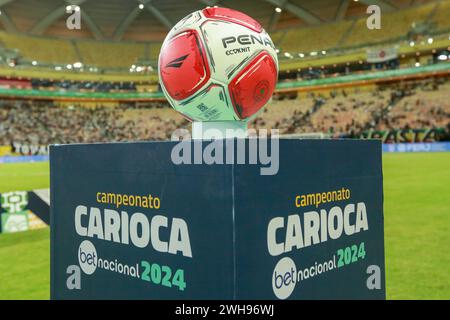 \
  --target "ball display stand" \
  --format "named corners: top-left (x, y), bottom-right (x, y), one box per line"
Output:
top-left (50, 137), bottom-right (385, 299)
